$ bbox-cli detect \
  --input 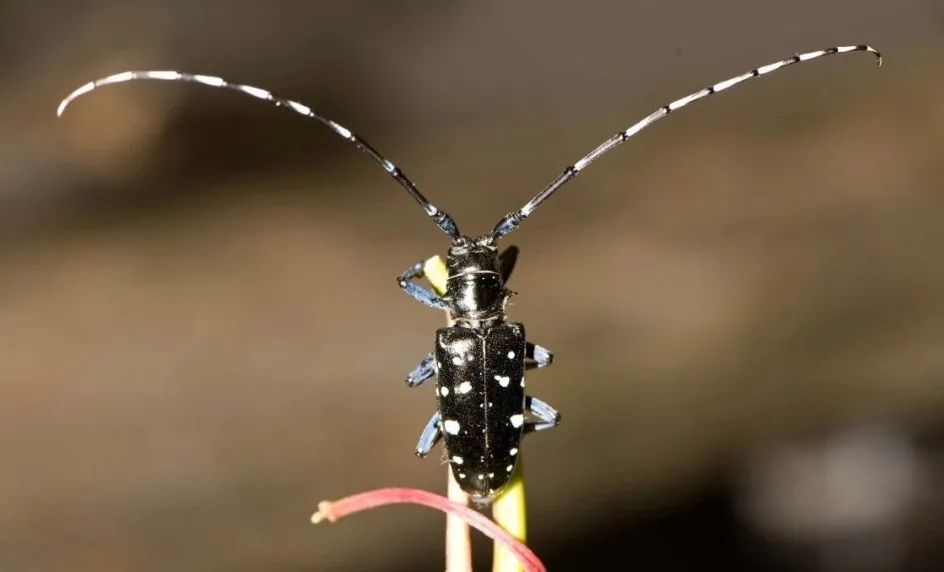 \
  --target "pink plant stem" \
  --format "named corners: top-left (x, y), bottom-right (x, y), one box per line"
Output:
top-left (312, 488), bottom-right (547, 572)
